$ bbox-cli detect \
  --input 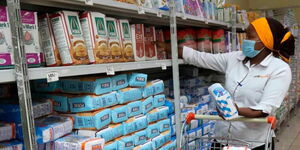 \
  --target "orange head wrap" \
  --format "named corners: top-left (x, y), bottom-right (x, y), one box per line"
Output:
top-left (251, 17), bottom-right (292, 62)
